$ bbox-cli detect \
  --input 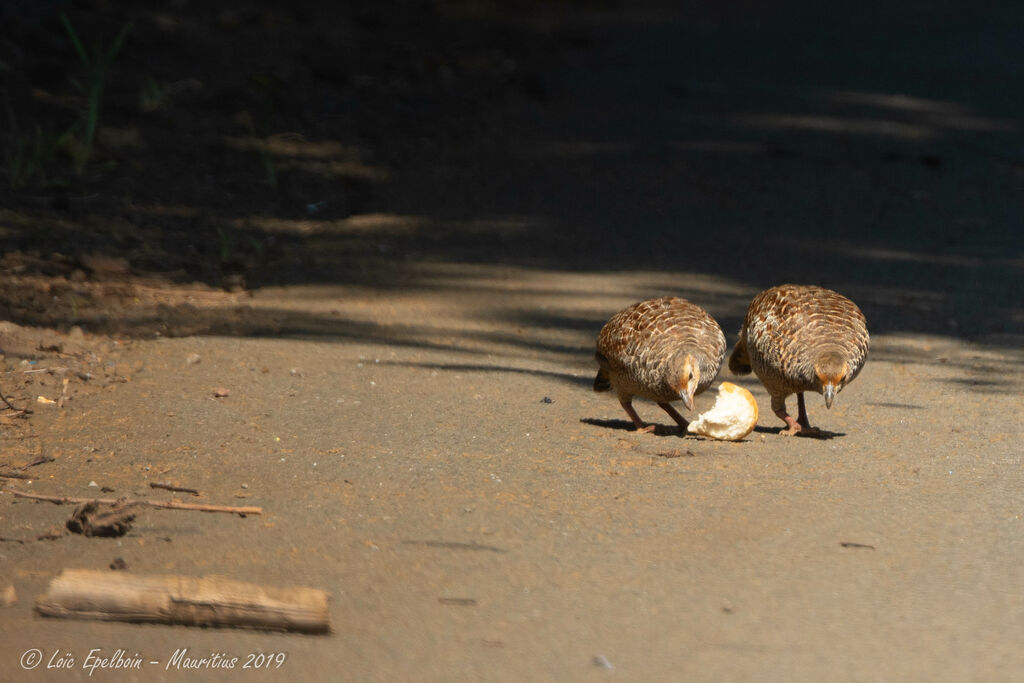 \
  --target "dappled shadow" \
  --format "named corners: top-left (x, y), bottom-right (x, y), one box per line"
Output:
top-left (937, 377), bottom-right (1018, 394)
top-left (0, 0), bottom-right (1021, 361)
top-left (866, 402), bottom-right (925, 410)
top-left (377, 360), bottom-right (591, 389)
